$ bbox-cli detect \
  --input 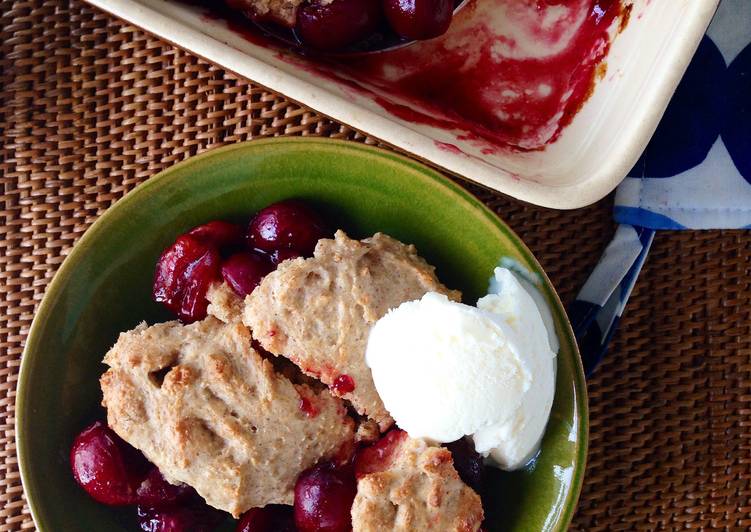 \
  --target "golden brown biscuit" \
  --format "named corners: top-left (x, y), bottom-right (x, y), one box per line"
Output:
top-left (100, 317), bottom-right (354, 517)
top-left (206, 281), bottom-right (244, 324)
top-left (352, 433), bottom-right (484, 532)
top-left (244, 231), bottom-right (461, 430)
